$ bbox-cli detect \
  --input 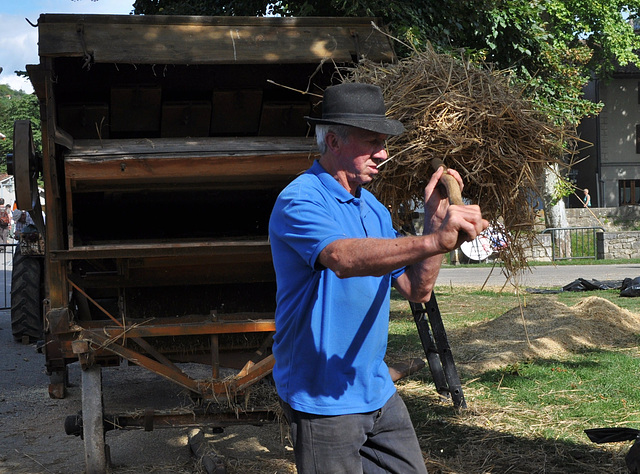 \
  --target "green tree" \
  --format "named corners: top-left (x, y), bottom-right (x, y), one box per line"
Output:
top-left (0, 88), bottom-right (41, 175)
